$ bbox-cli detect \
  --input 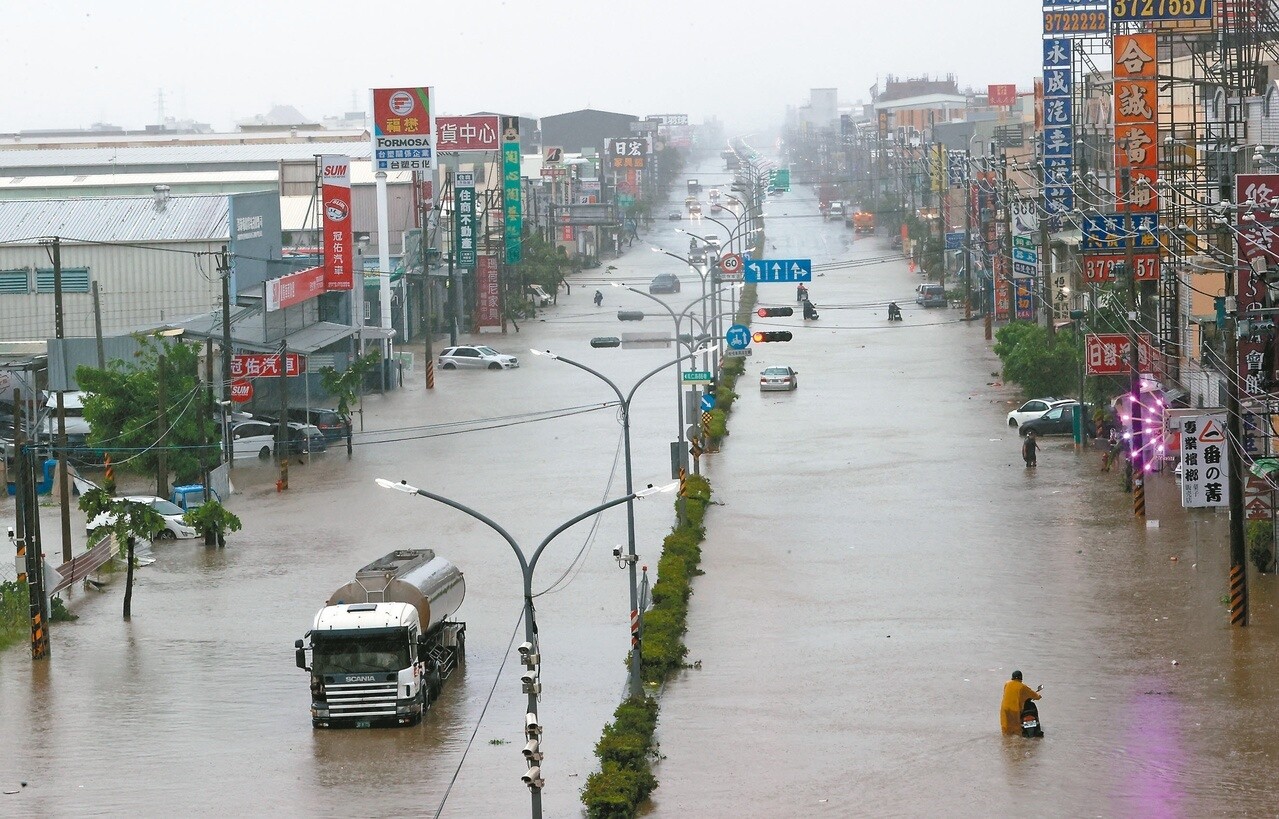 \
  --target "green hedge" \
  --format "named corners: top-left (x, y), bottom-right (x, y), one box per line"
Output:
top-left (581, 290), bottom-right (754, 817)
